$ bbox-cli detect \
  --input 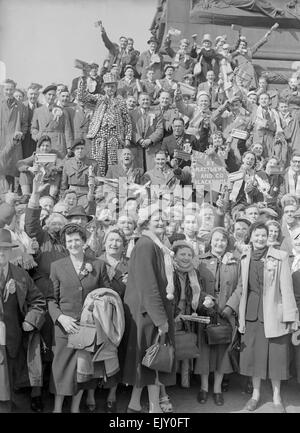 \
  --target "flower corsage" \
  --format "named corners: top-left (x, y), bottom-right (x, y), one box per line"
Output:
top-left (3, 279), bottom-right (16, 303)
top-left (80, 262), bottom-right (93, 277)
